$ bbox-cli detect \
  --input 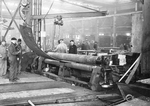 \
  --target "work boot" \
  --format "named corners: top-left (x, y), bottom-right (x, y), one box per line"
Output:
top-left (9, 79), bottom-right (17, 83)
top-left (14, 78), bottom-right (19, 81)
